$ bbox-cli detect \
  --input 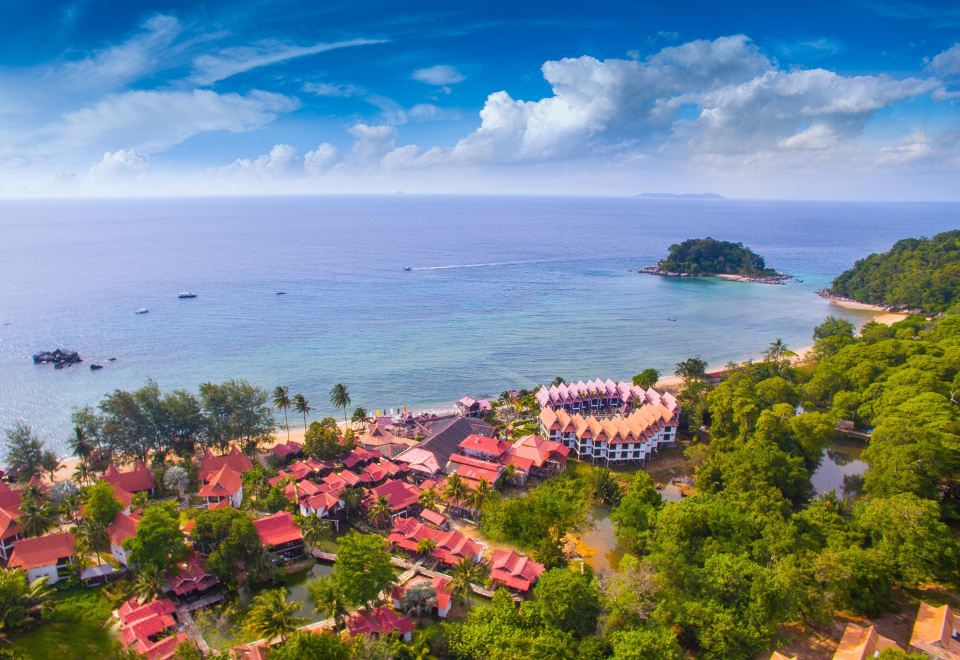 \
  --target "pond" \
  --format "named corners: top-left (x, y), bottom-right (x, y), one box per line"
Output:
top-left (811, 438), bottom-right (867, 499)
top-left (282, 561), bottom-right (334, 621)
top-left (578, 505), bottom-right (624, 575)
